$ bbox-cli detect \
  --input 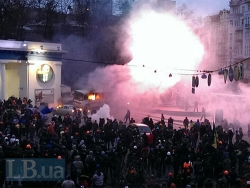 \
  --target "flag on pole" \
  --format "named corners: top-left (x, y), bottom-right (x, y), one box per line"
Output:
top-left (212, 122), bottom-right (217, 149)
